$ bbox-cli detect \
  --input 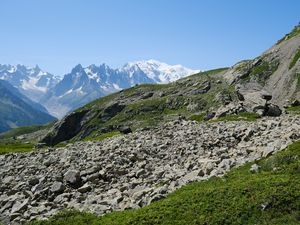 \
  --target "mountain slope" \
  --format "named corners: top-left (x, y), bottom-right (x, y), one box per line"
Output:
top-left (43, 60), bottom-right (199, 118)
top-left (223, 23), bottom-right (300, 108)
top-left (0, 80), bottom-right (56, 132)
top-left (0, 64), bottom-right (60, 102)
